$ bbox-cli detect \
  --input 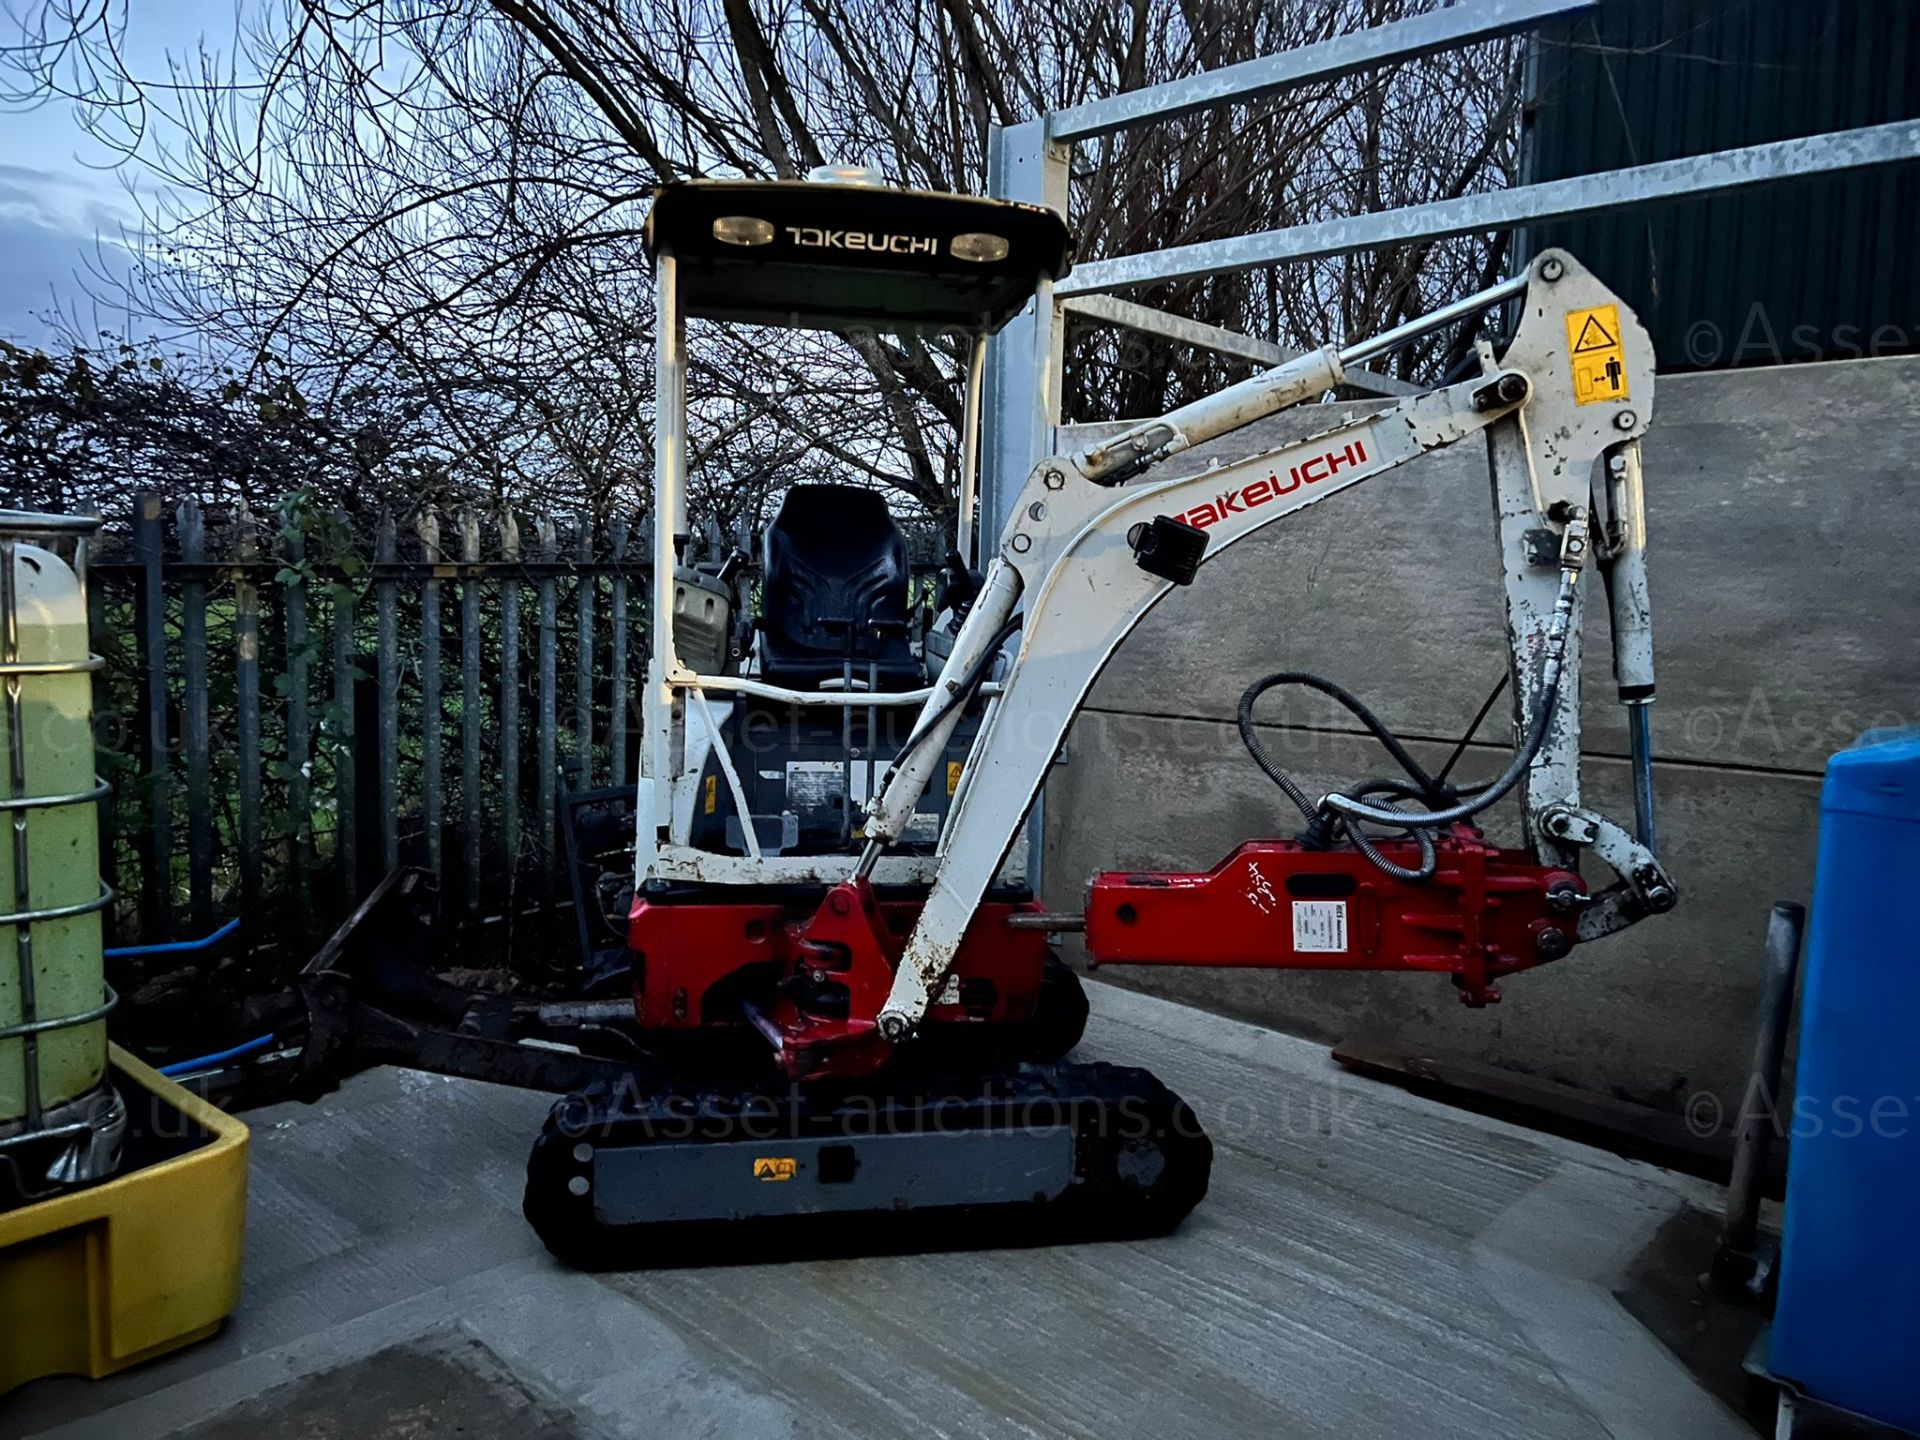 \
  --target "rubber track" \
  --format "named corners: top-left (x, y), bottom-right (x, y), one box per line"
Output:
top-left (524, 1060), bottom-right (1212, 1268)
